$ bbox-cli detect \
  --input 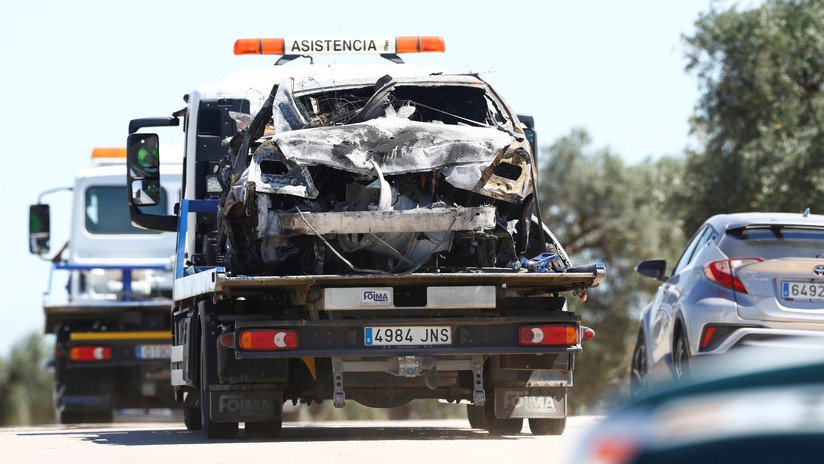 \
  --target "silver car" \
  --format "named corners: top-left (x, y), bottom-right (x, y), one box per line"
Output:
top-left (631, 212), bottom-right (824, 391)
